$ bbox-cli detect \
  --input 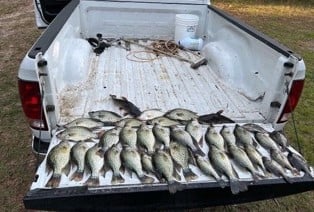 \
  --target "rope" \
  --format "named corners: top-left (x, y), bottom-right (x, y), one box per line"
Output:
top-left (126, 50), bottom-right (157, 62)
